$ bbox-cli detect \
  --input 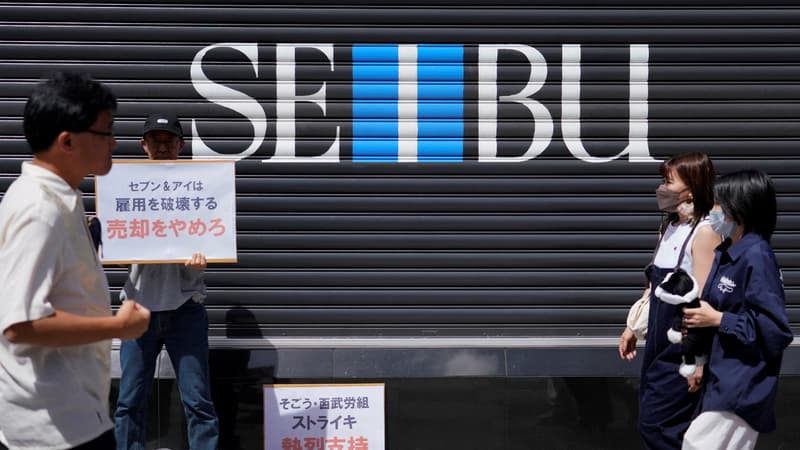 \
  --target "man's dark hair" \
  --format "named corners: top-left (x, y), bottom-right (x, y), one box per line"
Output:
top-left (714, 169), bottom-right (777, 242)
top-left (23, 72), bottom-right (117, 153)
